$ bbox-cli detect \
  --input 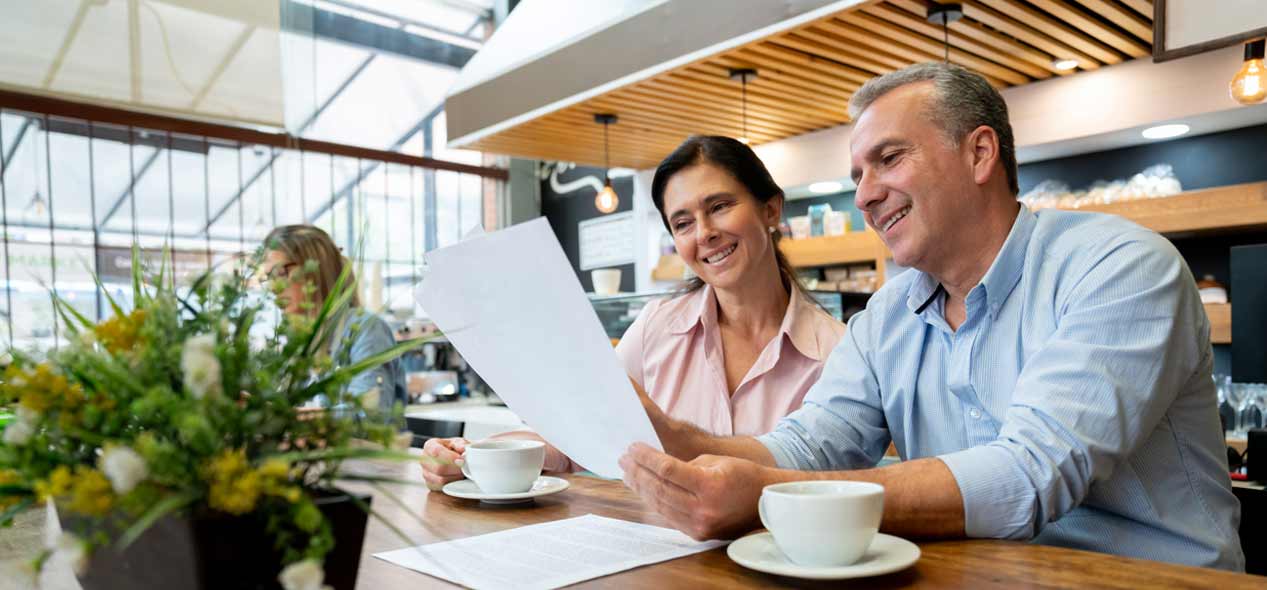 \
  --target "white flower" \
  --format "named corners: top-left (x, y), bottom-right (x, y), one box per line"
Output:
top-left (3, 418), bottom-right (34, 446)
top-left (278, 559), bottom-right (327, 590)
top-left (181, 333), bottom-right (222, 399)
top-left (53, 532), bottom-right (89, 576)
top-left (15, 405), bottom-right (40, 424)
top-left (99, 446), bottom-right (148, 494)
